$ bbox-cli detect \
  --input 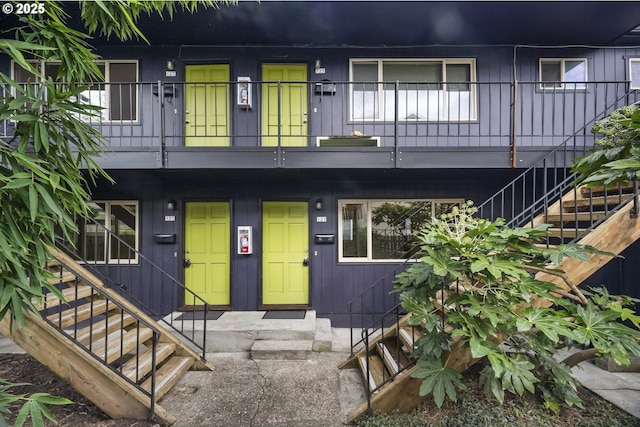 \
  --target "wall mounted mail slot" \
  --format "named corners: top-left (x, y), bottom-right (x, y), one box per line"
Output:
top-left (315, 81), bottom-right (336, 95)
top-left (315, 234), bottom-right (335, 244)
top-left (153, 233), bottom-right (176, 244)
